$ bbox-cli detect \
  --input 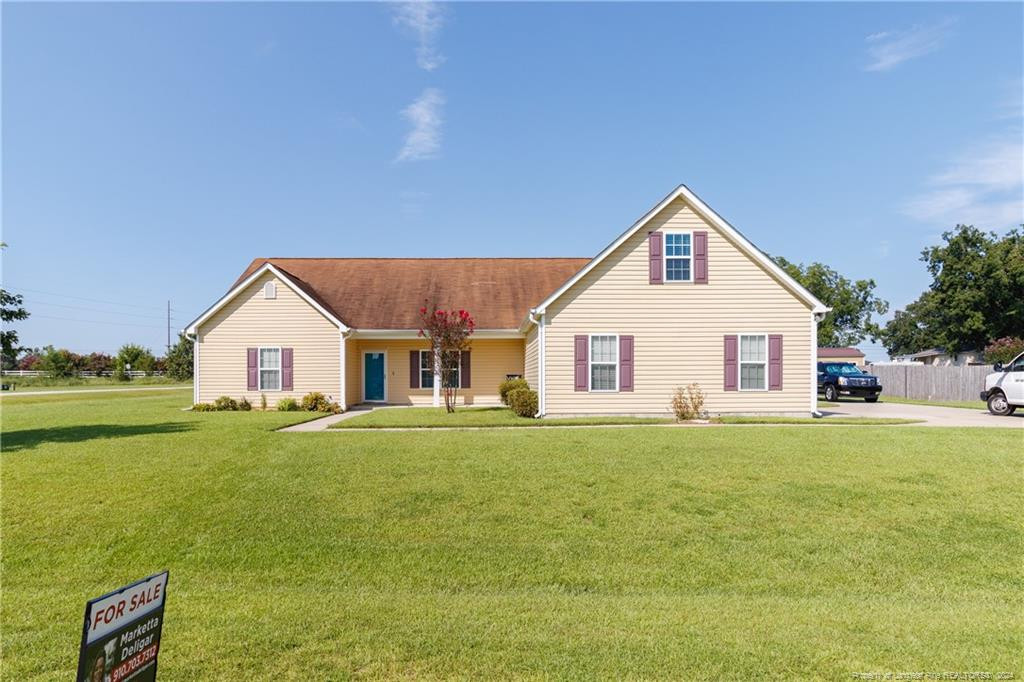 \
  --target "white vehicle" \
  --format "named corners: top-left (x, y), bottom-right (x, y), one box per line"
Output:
top-left (980, 351), bottom-right (1024, 416)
